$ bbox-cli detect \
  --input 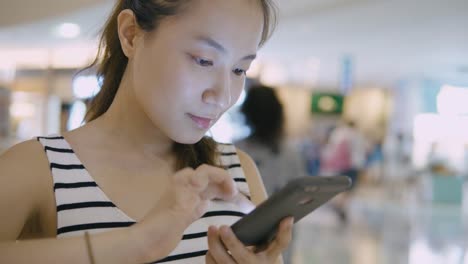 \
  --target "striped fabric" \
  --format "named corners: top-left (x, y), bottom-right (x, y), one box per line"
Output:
top-left (37, 136), bottom-right (252, 263)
